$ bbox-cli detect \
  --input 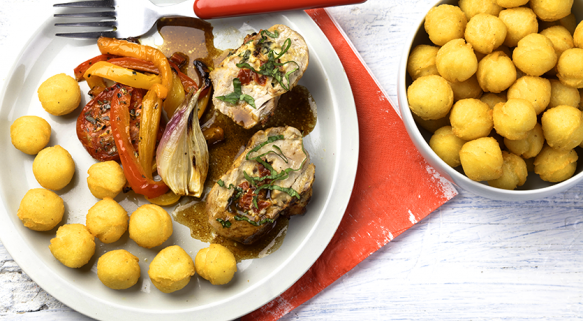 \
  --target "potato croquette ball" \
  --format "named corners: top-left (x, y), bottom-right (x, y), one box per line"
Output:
top-left (477, 51), bottom-right (517, 93)
top-left (10, 116), bottom-right (51, 155)
top-left (407, 75), bottom-right (454, 120)
top-left (412, 113), bottom-right (451, 133)
top-left (407, 45), bottom-right (440, 81)
top-left (424, 4), bottom-right (467, 46)
top-left (541, 26), bottom-right (574, 59)
top-left (97, 250), bottom-right (140, 290)
top-left (129, 204), bottom-right (172, 249)
top-left (530, 0), bottom-right (573, 22)
top-left (86, 198), bottom-right (128, 244)
top-left (557, 48), bottom-right (583, 88)
top-left (541, 105), bottom-right (583, 151)
top-left (195, 244), bottom-right (237, 286)
top-left (549, 79), bottom-right (580, 109)
top-left (493, 99), bottom-right (537, 140)
top-left (487, 151), bottom-right (528, 190)
top-left (507, 76), bottom-right (551, 115)
top-left (496, 0), bottom-right (528, 8)
top-left (459, 137), bottom-right (504, 181)
top-left (499, 8), bottom-right (538, 47)
top-left (17, 188), bottom-right (63, 231)
top-left (450, 99), bottom-right (493, 140)
top-left (87, 161), bottom-right (126, 199)
top-left (429, 126), bottom-right (467, 167)
top-left (448, 75), bottom-right (483, 101)
top-left (436, 39), bottom-right (479, 83)
top-left (148, 245), bottom-right (195, 293)
top-left (465, 14), bottom-right (507, 55)
top-left (534, 145), bottom-right (578, 182)
top-left (37, 73), bottom-right (81, 116)
top-left (49, 224), bottom-right (95, 268)
top-left (573, 21), bottom-right (583, 49)
top-left (480, 92), bottom-right (507, 109)
top-left (541, 14), bottom-right (578, 35)
top-left (32, 145), bottom-right (75, 191)
top-left (458, 0), bottom-right (502, 20)
top-left (512, 34), bottom-right (557, 77)
top-left (504, 123), bottom-right (545, 159)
